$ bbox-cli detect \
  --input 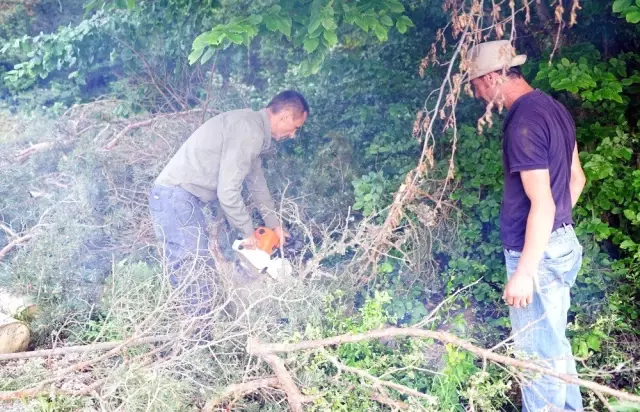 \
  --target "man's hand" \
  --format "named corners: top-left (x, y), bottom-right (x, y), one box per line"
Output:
top-left (503, 267), bottom-right (534, 308)
top-left (273, 226), bottom-right (289, 246)
top-left (241, 233), bottom-right (258, 249)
